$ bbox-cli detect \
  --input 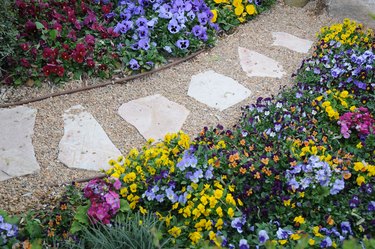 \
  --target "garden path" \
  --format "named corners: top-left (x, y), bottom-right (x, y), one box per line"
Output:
top-left (0, 2), bottom-right (337, 213)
